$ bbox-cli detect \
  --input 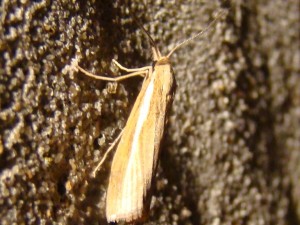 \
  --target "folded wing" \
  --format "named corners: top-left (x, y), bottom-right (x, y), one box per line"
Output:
top-left (106, 64), bottom-right (175, 223)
